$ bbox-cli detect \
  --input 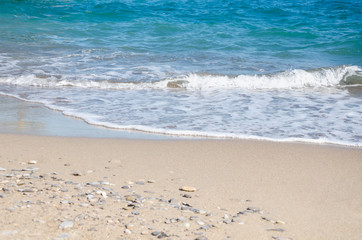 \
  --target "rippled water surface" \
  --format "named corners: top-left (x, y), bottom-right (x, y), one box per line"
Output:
top-left (0, 0), bottom-right (361, 145)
